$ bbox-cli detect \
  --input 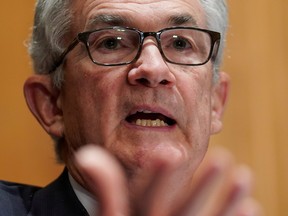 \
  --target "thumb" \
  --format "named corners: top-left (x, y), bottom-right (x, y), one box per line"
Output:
top-left (74, 145), bottom-right (129, 216)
